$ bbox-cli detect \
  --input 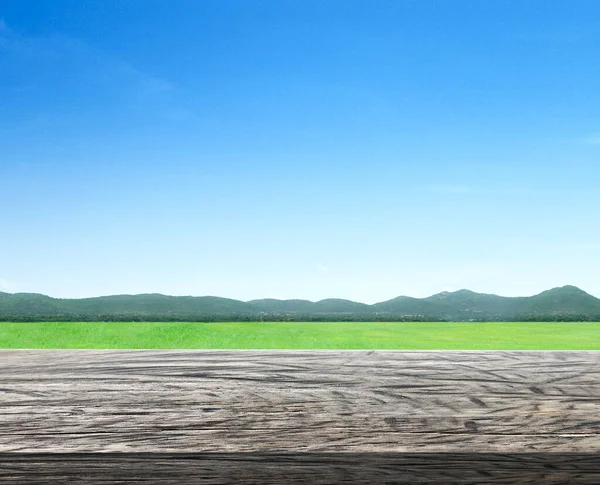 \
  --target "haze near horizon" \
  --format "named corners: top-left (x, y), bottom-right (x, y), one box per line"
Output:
top-left (2, 1), bottom-right (599, 303)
